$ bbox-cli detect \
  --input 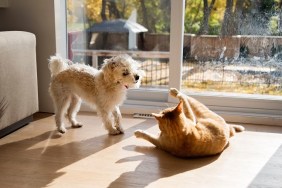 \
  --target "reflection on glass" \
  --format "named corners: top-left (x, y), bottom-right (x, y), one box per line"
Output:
top-left (67, 0), bottom-right (171, 88)
top-left (182, 0), bottom-right (282, 96)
